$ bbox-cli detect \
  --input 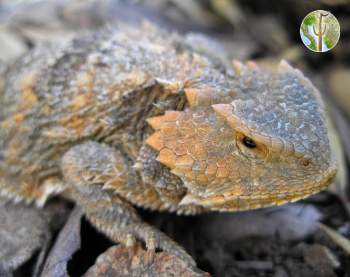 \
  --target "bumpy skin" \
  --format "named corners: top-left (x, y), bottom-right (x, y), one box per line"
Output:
top-left (0, 23), bottom-right (336, 264)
